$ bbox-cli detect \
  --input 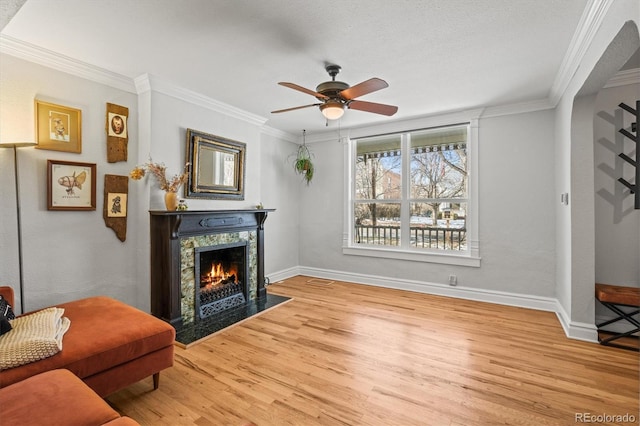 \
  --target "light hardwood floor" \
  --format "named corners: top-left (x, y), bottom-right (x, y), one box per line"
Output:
top-left (107, 276), bottom-right (639, 425)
